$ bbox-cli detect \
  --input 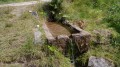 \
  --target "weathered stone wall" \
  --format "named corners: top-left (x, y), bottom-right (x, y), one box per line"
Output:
top-left (56, 35), bottom-right (69, 54)
top-left (72, 33), bottom-right (91, 53)
top-left (61, 21), bottom-right (91, 53)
